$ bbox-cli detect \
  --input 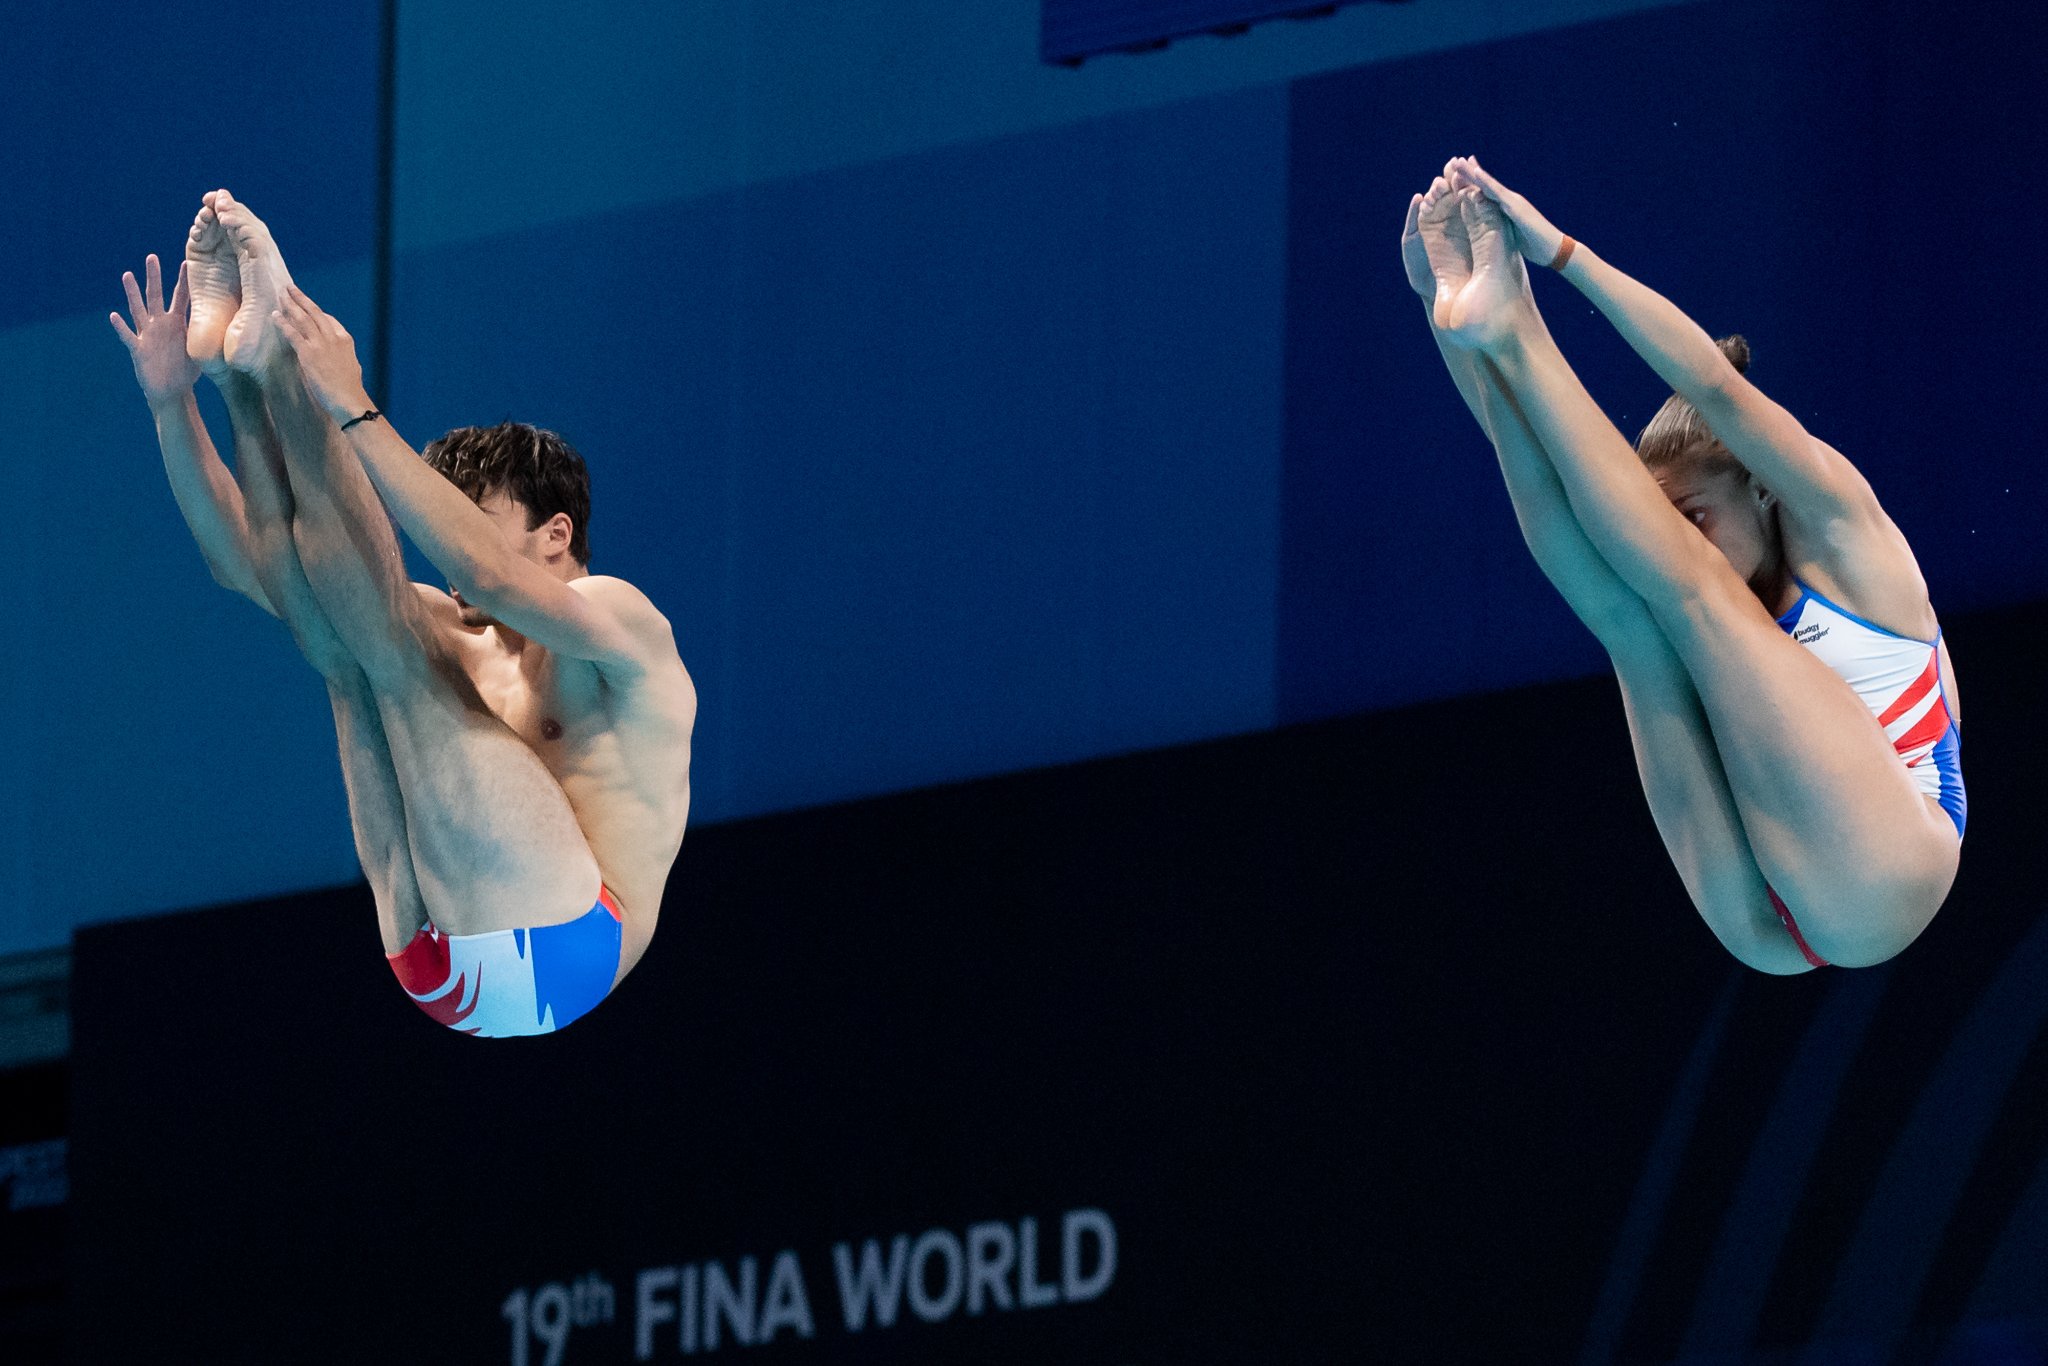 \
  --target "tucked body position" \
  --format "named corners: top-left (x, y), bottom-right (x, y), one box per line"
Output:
top-left (112, 191), bottom-right (695, 1034)
top-left (1403, 159), bottom-right (1961, 972)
